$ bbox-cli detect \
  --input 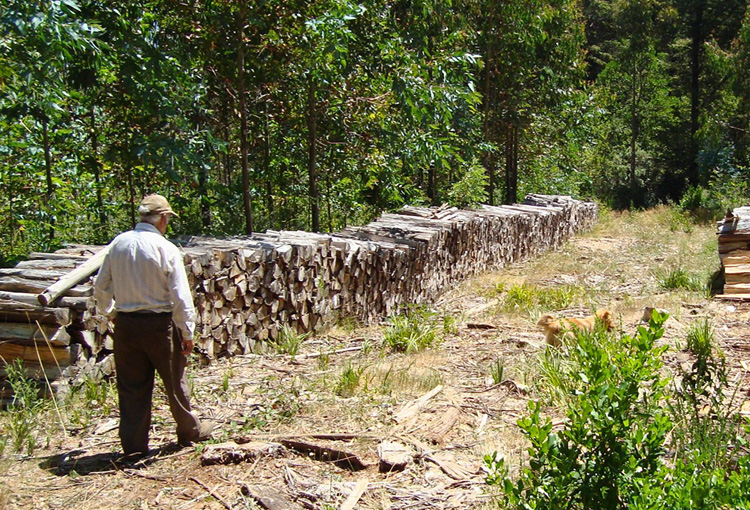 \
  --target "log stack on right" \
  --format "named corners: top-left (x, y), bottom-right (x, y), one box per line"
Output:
top-left (717, 206), bottom-right (750, 298)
